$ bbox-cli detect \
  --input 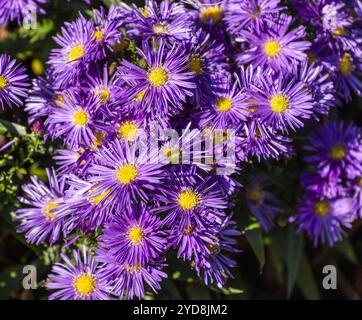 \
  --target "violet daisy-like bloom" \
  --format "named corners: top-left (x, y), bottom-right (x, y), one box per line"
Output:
top-left (239, 119), bottom-right (293, 161)
top-left (243, 176), bottom-right (281, 231)
top-left (225, 0), bottom-right (284, 35)
top-left (119, 39), bottom-right (195, 118)
top-left (186, 29), bottom-right (227, 104)
top-left (169, 217), bottom-right (219, 262)
top-left (91, 5), bottom-right (124, 55)
top-left (85, 64), bottom-right (125, 111)
top-left (131, 0), bottom-right (192, 41)
top-left (154, 166), bottom-right (227, 228)
top-left (16, 168), bottom-right (67, 245)
top-left (249, 70), bottom-right (314, 132)
top-left (0, 0), bottom-right (47, 26)
top-left (195, 218), bottom-right (240, 287)
top-left (293, 61), bottom-right (335, 117)
top-left (60, 175), bottom-right (114, 234)
top-left (46, 90), bottom-right (97, 148)
top-left (97, 253), bottom-right (167, 300)
top-left (48, 16), bottom-right (96, 87)
top-left (25, 72), bottom-right (64, 126)
top-left (305, 121), bottom-right (362, 180)
top-left (198, 72), bottom-right (249, 129)
top-left (88, 138), bottom-right (164, 209)
top-left (0, 54), bottom-right (29, 109)
top-left (236, 14), bottom-right (311, 72)
top-left (293, 193), bottom-right (355, 246)
top-left (332, 50), bottom-right (362, 102)
top-left (47, 247), bottom-right (111, 300)
top-left (301, 173), bottom-right (344, 200)
top-left (98, 203), bottom-right (167, 265)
